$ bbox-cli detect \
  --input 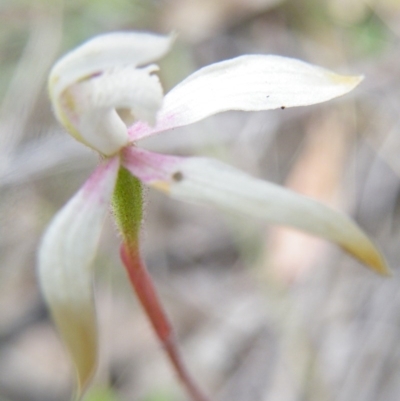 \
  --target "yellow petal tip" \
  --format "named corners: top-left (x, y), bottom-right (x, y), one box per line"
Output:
top-left (367, 256), bottom-right (392, 276)
top-left (344, 243), bottom-right (391, 276)
top-left (328, 72), bottom-right (364, 89)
